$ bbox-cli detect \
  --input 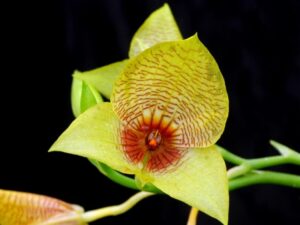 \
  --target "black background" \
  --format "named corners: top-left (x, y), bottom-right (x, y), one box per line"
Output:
top-left (2, 0), bottom-right (300, 225)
